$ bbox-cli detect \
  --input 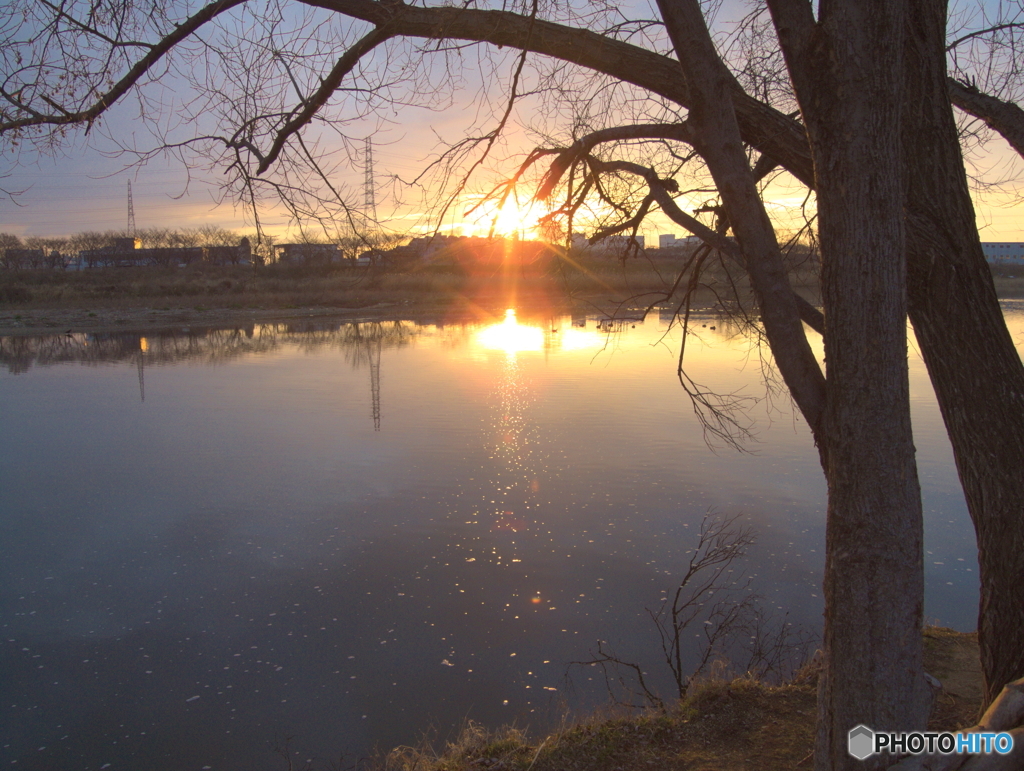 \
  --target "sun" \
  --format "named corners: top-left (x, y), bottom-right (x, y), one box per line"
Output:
top-left (464, 196), bottom-right (544, 238)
